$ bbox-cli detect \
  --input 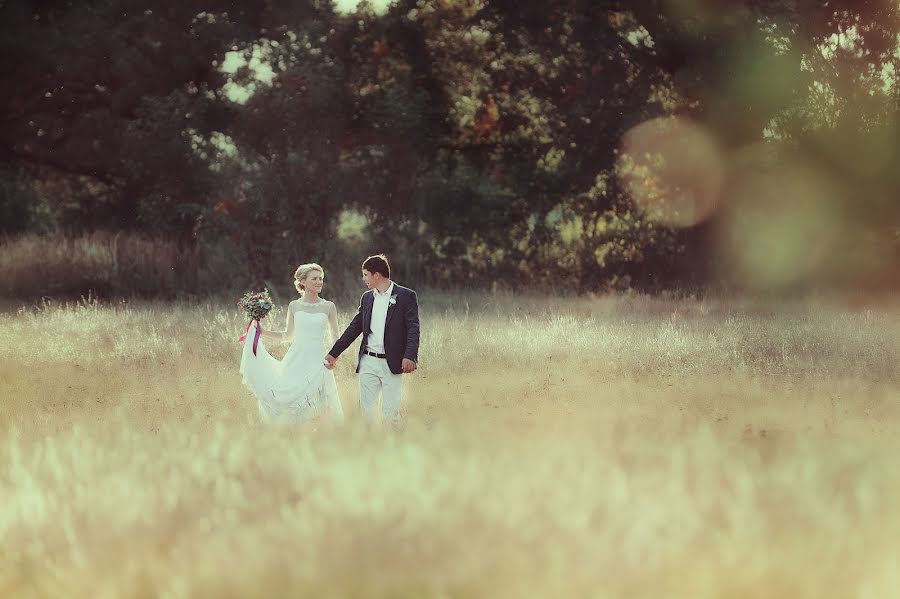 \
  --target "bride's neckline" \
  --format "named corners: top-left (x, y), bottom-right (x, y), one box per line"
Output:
top-left (297, 298), bottom-right (325, 305)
